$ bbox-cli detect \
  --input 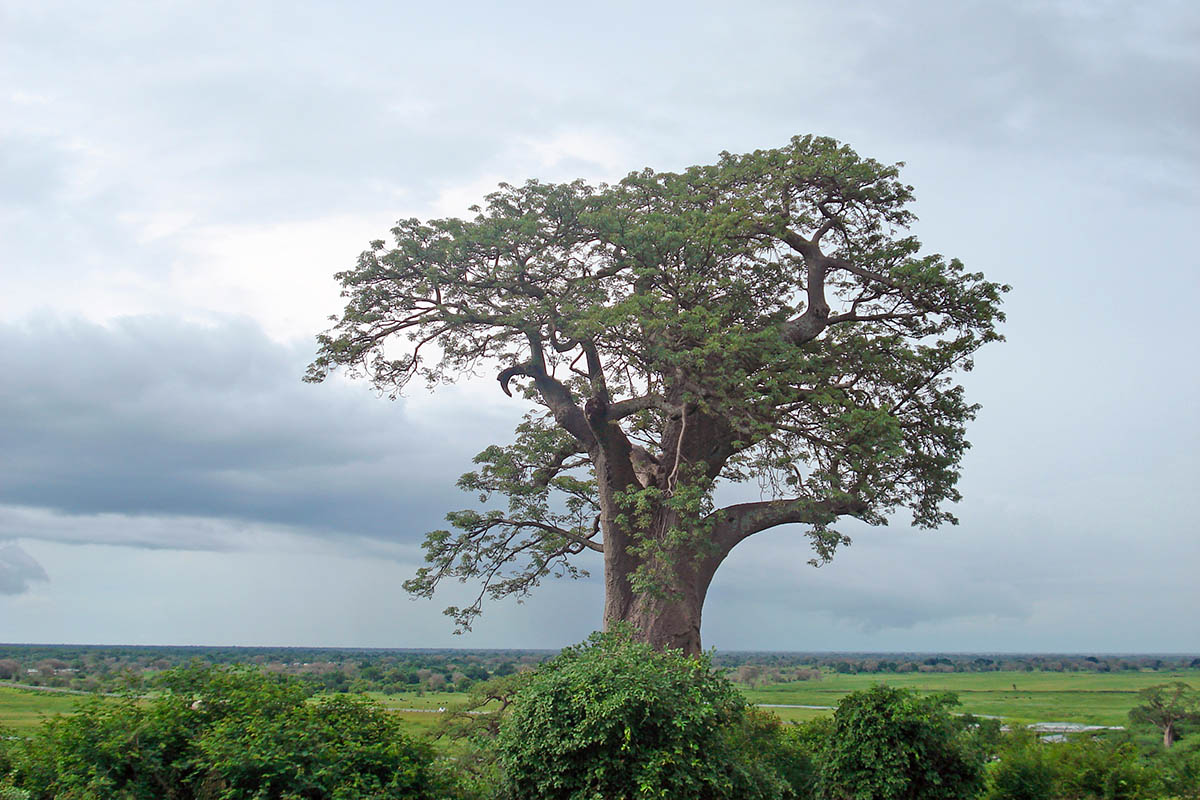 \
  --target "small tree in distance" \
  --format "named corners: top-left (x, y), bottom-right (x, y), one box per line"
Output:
top-left (1129, 681), bottom-right (1199, 748)
top-left (308, 135), bottom-right (1008, 653)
